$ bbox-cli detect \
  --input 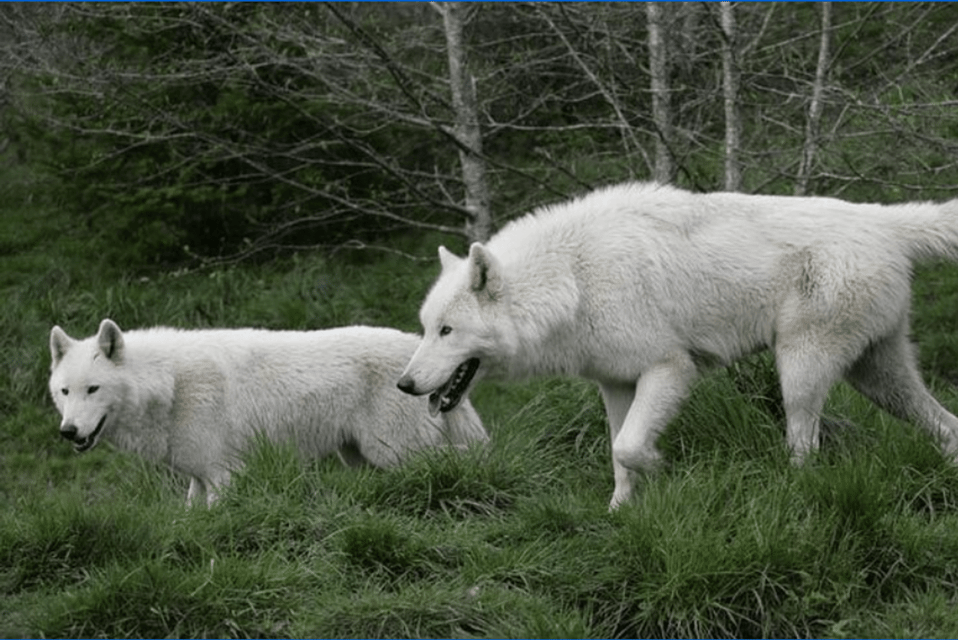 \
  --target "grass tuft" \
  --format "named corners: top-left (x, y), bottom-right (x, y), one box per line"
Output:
top-left (0, 493), bottom-right (166, 594)
top-left (36, 555), bottom-right (300, 639)
top-left (350, 445), bottom-right (526, 519)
